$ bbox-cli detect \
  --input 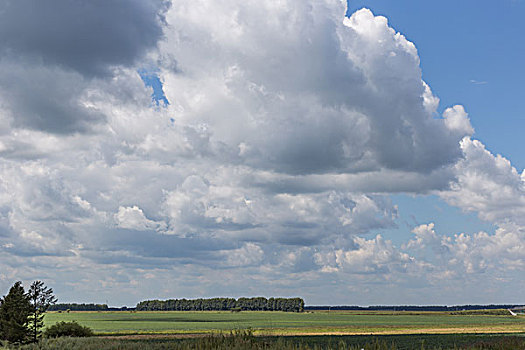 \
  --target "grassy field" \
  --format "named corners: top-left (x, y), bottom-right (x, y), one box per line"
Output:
top-left (43, 310), bottom-right (525, 336)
